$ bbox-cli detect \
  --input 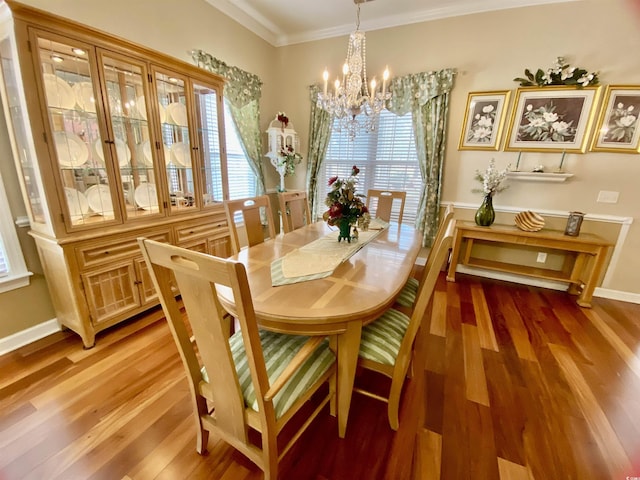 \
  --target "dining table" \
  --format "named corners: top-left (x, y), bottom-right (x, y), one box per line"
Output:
top-left (217, 220), bottom-right (423, 437)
